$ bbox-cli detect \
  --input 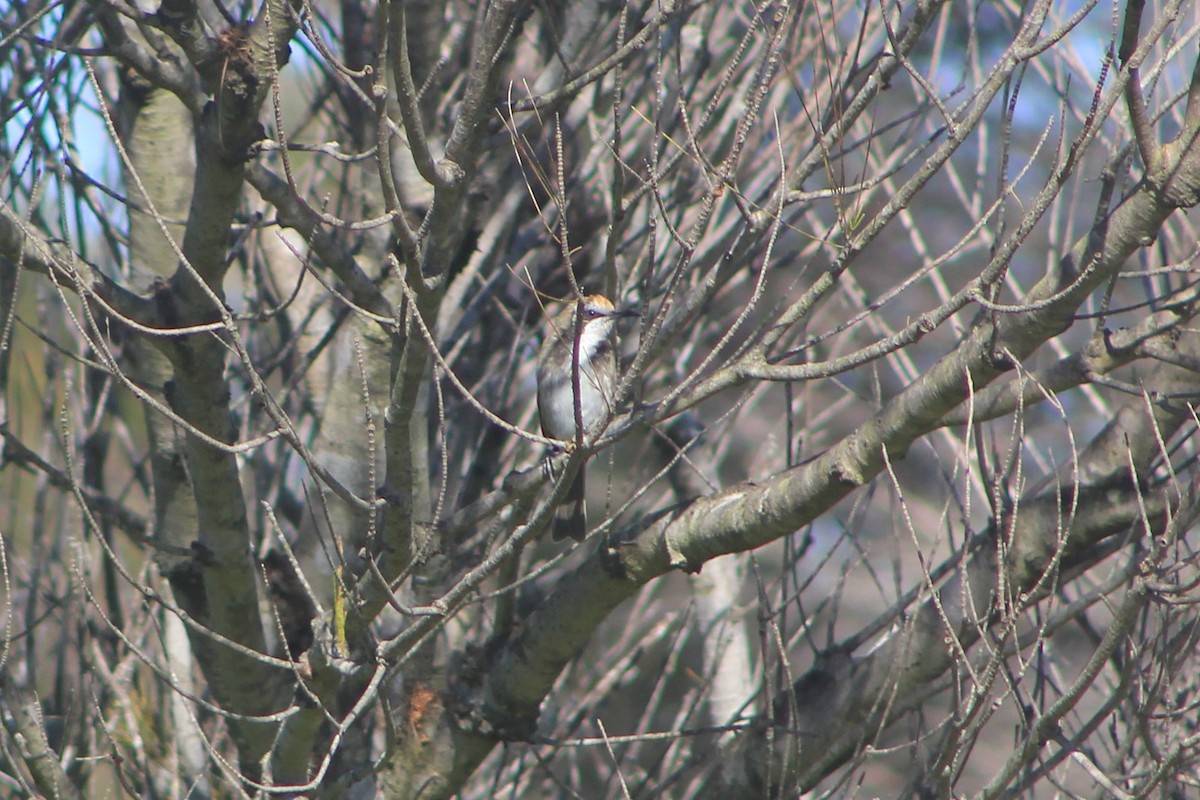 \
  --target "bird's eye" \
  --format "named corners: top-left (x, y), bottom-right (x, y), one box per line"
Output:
top-left (586, 308), bottom-right (603, 318)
